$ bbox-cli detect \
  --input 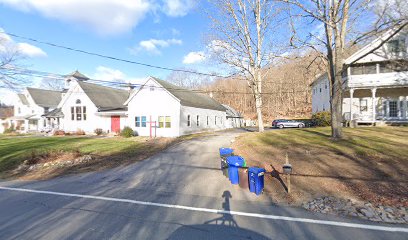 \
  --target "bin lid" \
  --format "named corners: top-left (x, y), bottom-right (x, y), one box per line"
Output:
top-left (248, 167), bottom-right (265, 174)
top-left (219, 148), bottom-right (234, 156)
top-left (226, 156), bottom-right (245, 167)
